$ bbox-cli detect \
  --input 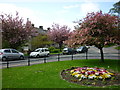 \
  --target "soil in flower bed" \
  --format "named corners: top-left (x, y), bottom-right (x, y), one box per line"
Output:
top-left (61, 67), bottom-right (120, 87)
